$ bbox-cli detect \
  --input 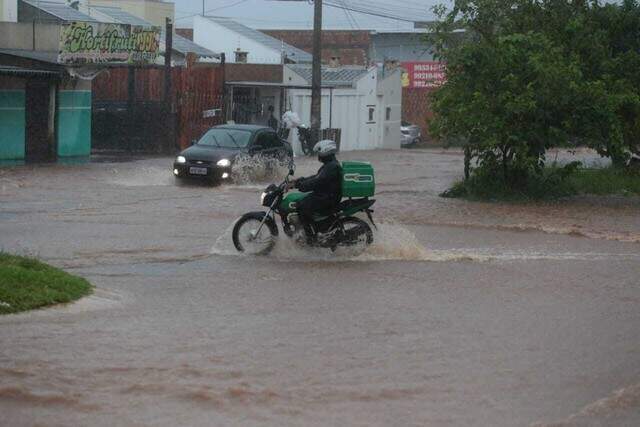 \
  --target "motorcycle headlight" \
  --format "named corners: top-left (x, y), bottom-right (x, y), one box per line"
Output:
top-left (176, 156), bottom-right (186, 164)
top-left (260, 192), bottom-right (267, 204)
top-left (217, 158), bottom-right (231, 167)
